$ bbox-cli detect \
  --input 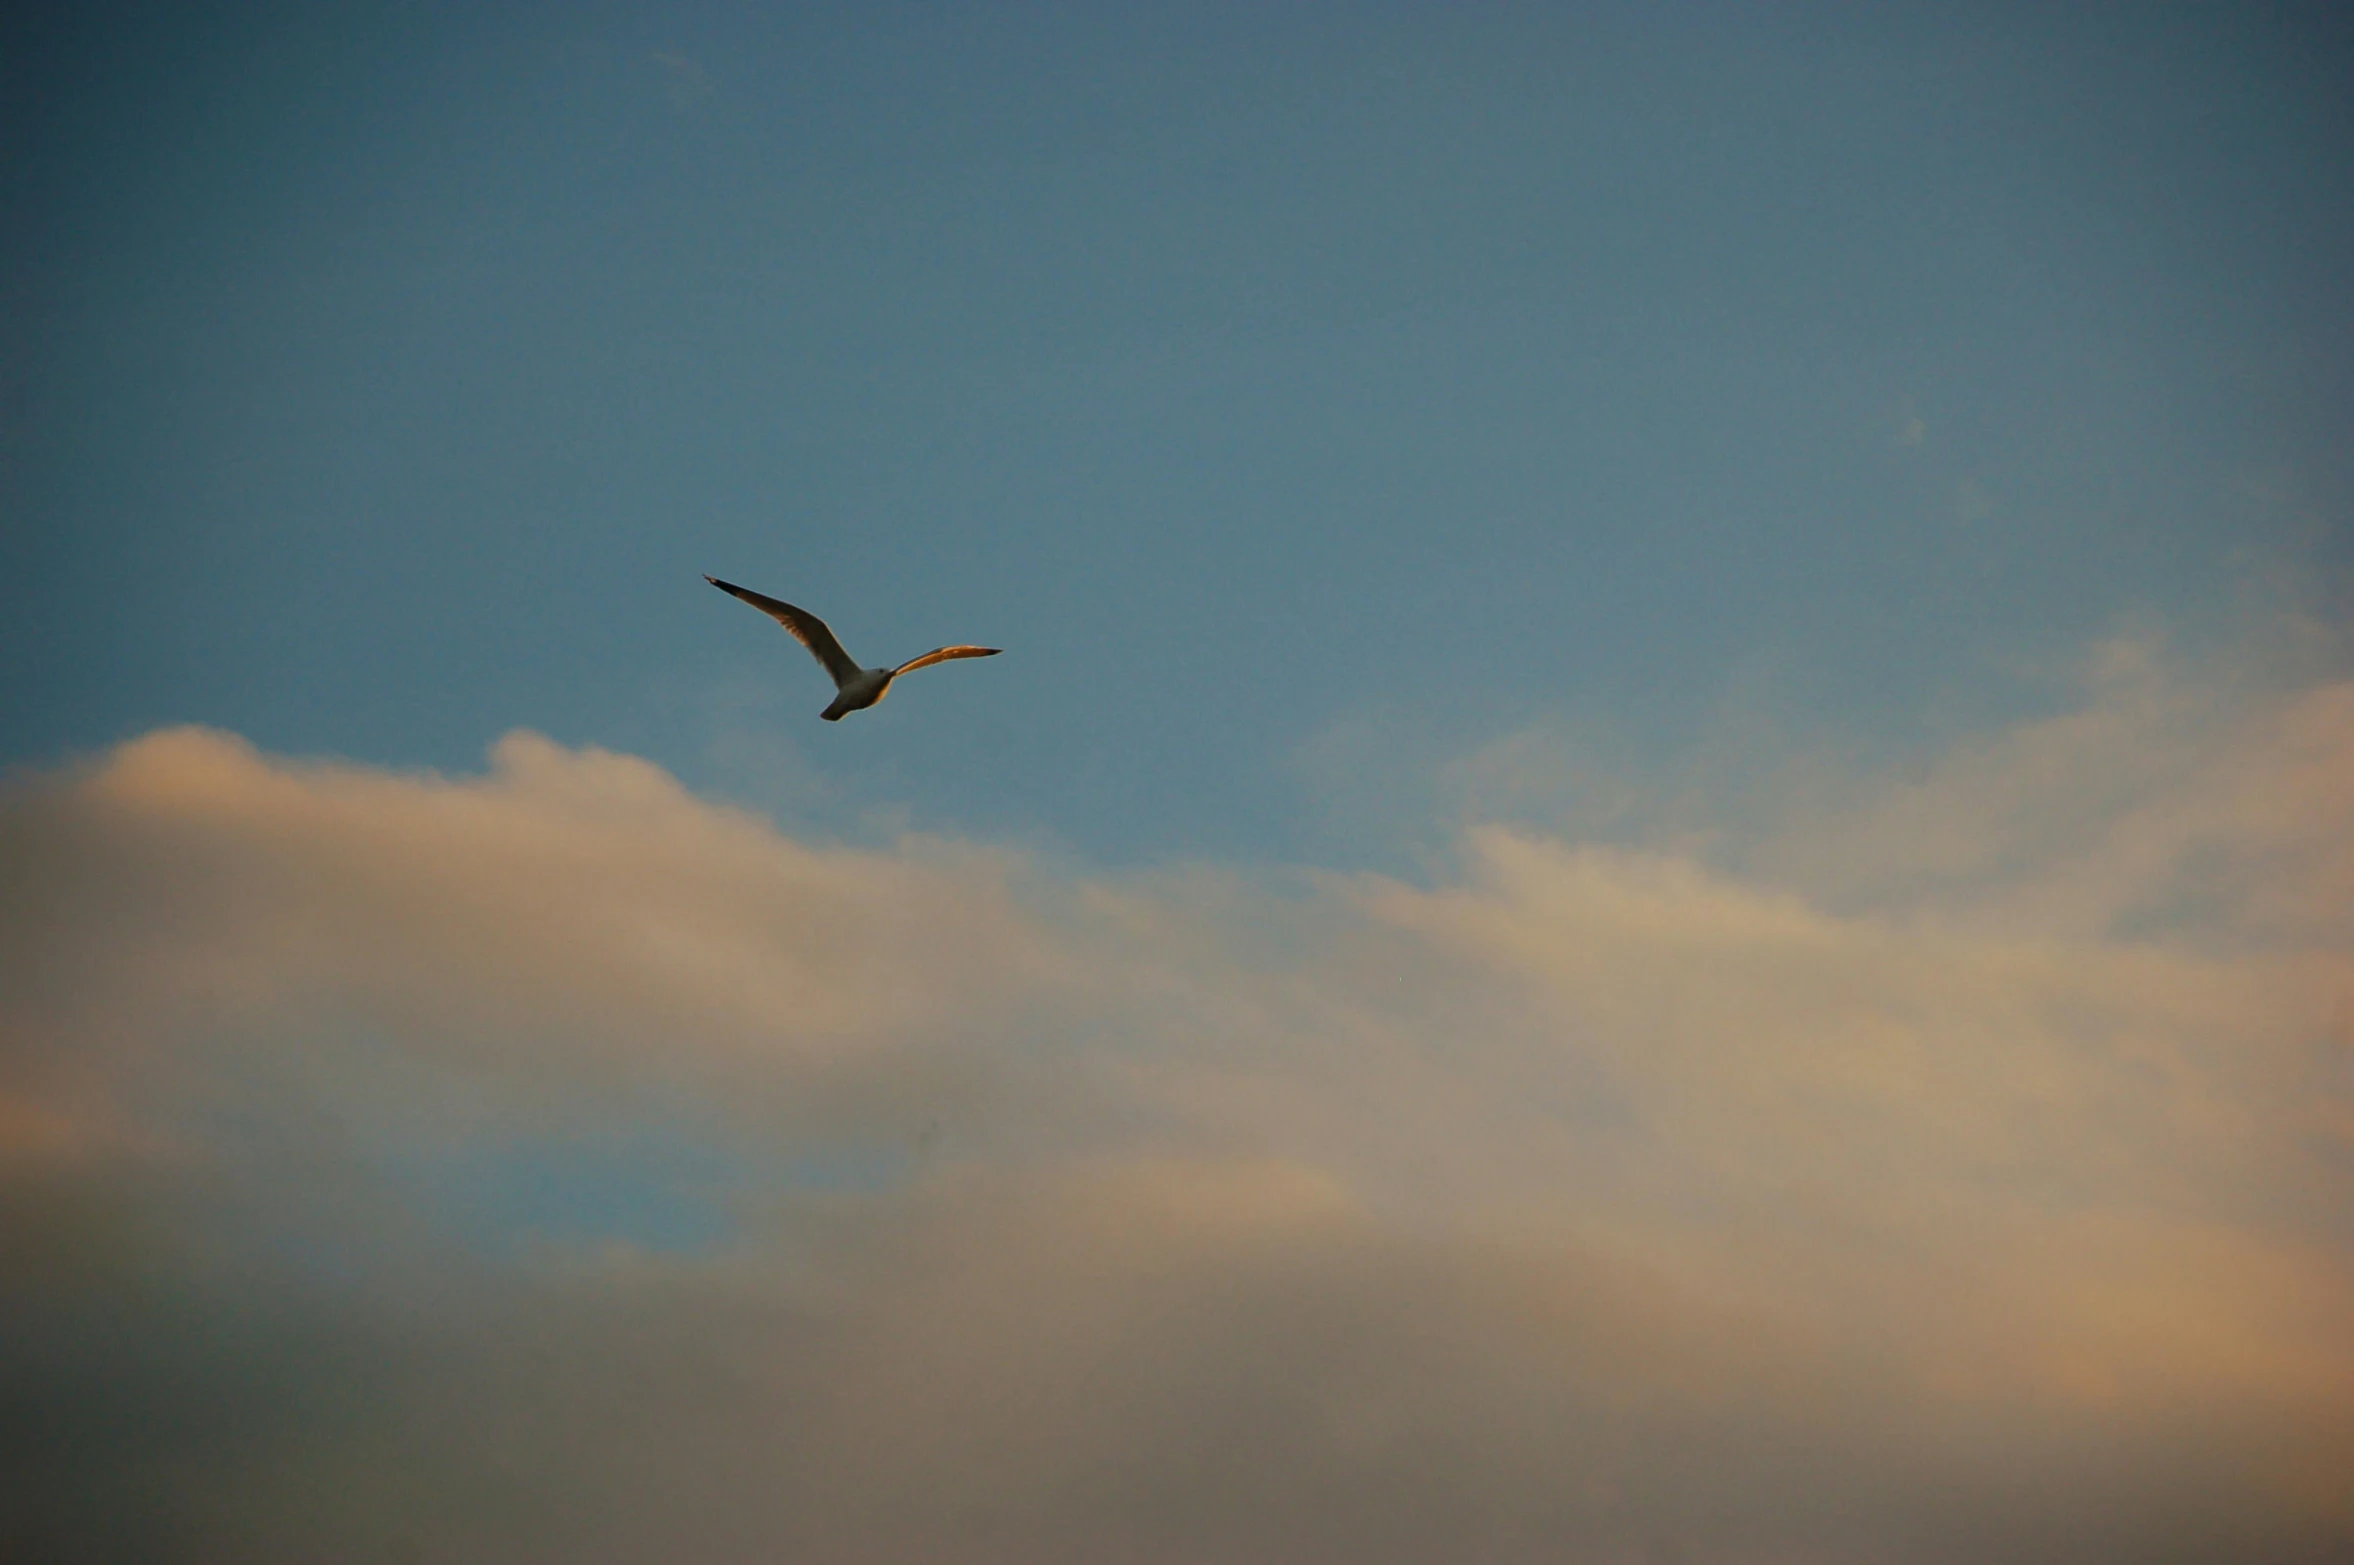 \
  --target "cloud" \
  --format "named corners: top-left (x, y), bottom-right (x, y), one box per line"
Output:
top-left (4, 649), bottom-right (2352, 1561)
top-left (1732, 633), bottom-right (2354, 948)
